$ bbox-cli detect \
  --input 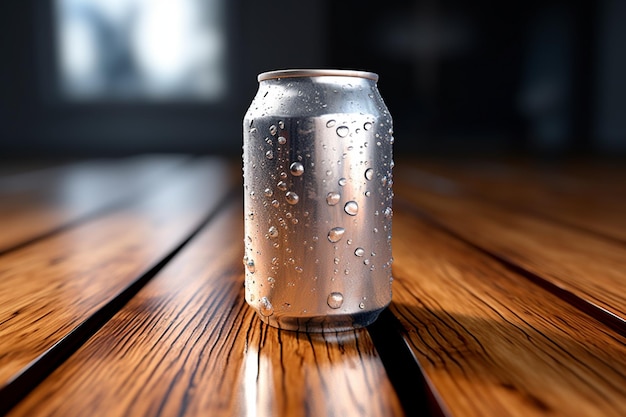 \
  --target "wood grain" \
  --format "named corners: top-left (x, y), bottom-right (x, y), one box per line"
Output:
top-left (393, 168), bottom-right (626, 329)
top-left (0, 157), bottom-right (235, 406)
top-left (403, 157), bottom-right (626, 243)
top-left (0, 155), bottom-right (188, 253)
top-left (8, 199), bottom-right (405, 417)
top-left (389, 205), bottom-right (626, 417)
